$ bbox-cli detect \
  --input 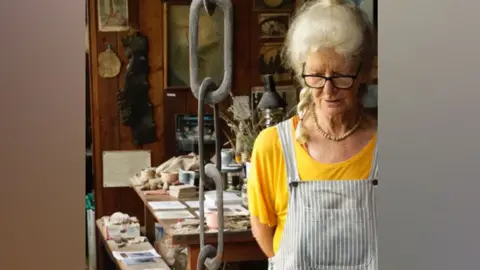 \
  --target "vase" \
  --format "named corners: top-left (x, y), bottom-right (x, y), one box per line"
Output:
top-left (245, 161), bottom-right (251, 178)
top-left (241, 152), bottom-right (250, 163)
top-left (241, 178), bottom-right (248, 208)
